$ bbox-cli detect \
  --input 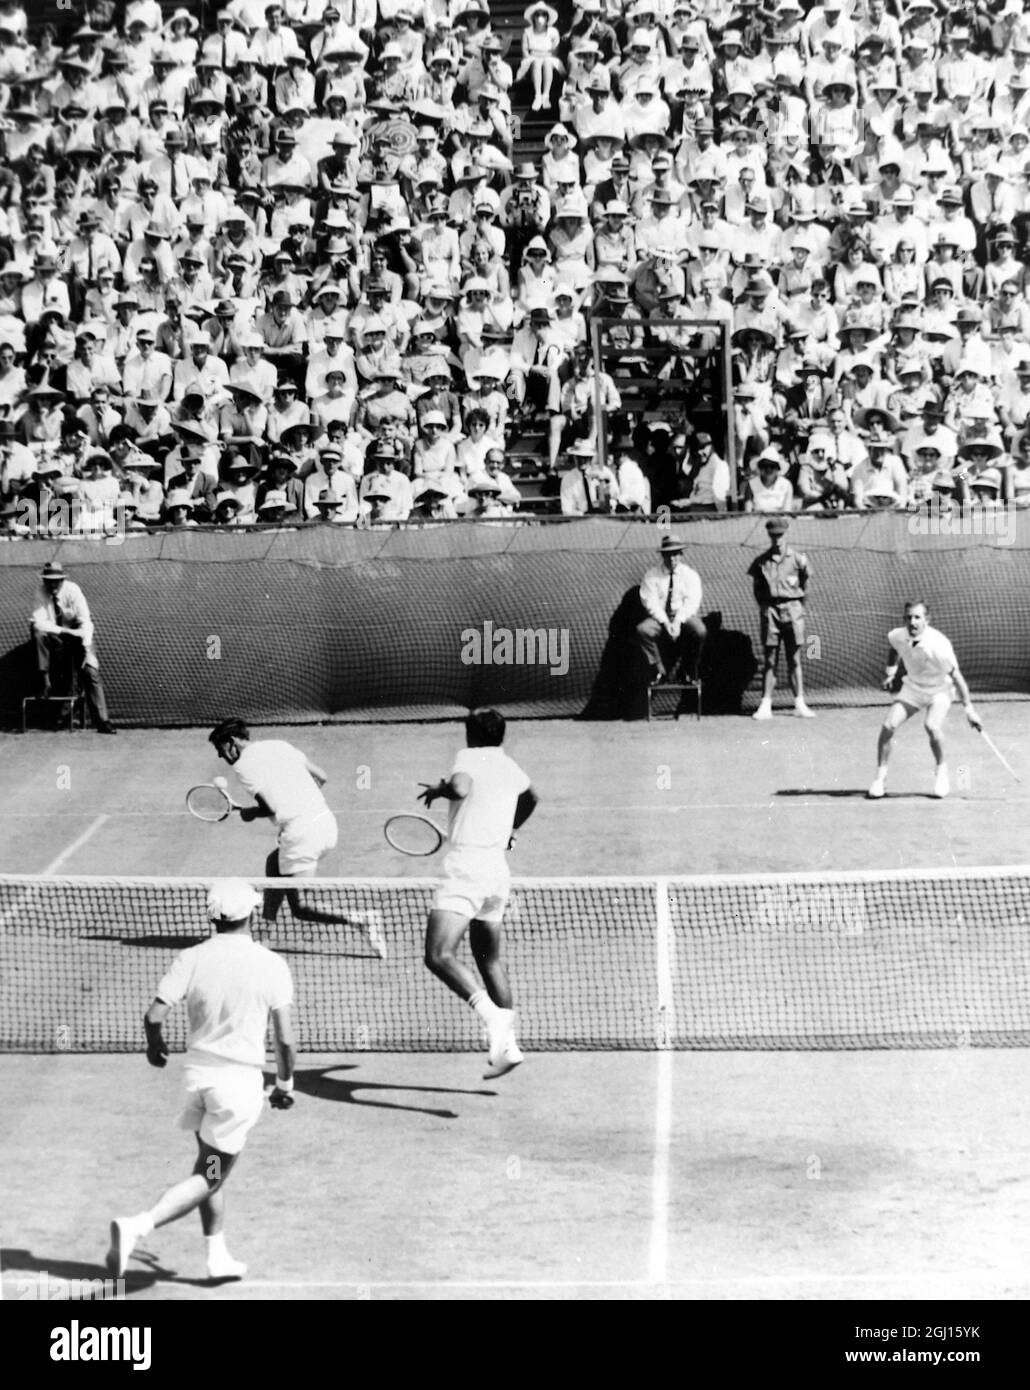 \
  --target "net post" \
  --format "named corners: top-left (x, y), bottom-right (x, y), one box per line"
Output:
top-left (654, 877), bottom-right (675, 1049)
